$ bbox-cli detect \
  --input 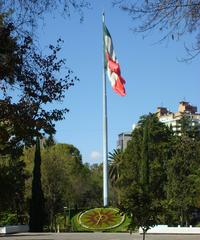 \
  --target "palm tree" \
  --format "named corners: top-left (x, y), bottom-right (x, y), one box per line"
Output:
top-left (108, 149), bottom-right (123, 205)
